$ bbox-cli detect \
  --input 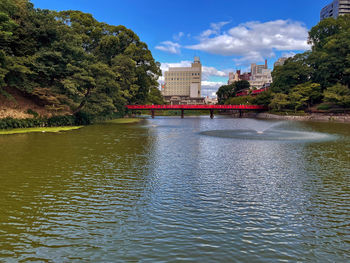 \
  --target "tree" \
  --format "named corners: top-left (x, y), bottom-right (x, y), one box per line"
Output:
top-left (0, 1), bottom-right (162, 119)
top-left (271, 52), bottom-right (313, 94)
top-left (308, 15), bottom-right (350, 88)
top-left (269, 93), bottom-right (289, 111)
top-left (234, 80), bottom-right (250, 92)
top-left (323, 84), bottom-right (350, 108)
top-left (216, 84), bottom-right (235, 104)
top-left (146, 87), bottom-right (165, 105)
top-left (289, 82), bottom-right (322, 111)
top-left (252, 91), bottom-right (273, 106)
